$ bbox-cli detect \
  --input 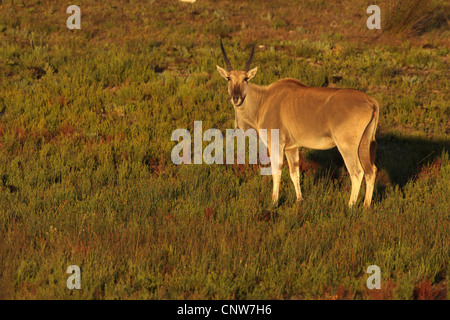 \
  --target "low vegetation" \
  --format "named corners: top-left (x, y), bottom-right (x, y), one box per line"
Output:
top-left (0, 0), bottom-right (448, 299)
